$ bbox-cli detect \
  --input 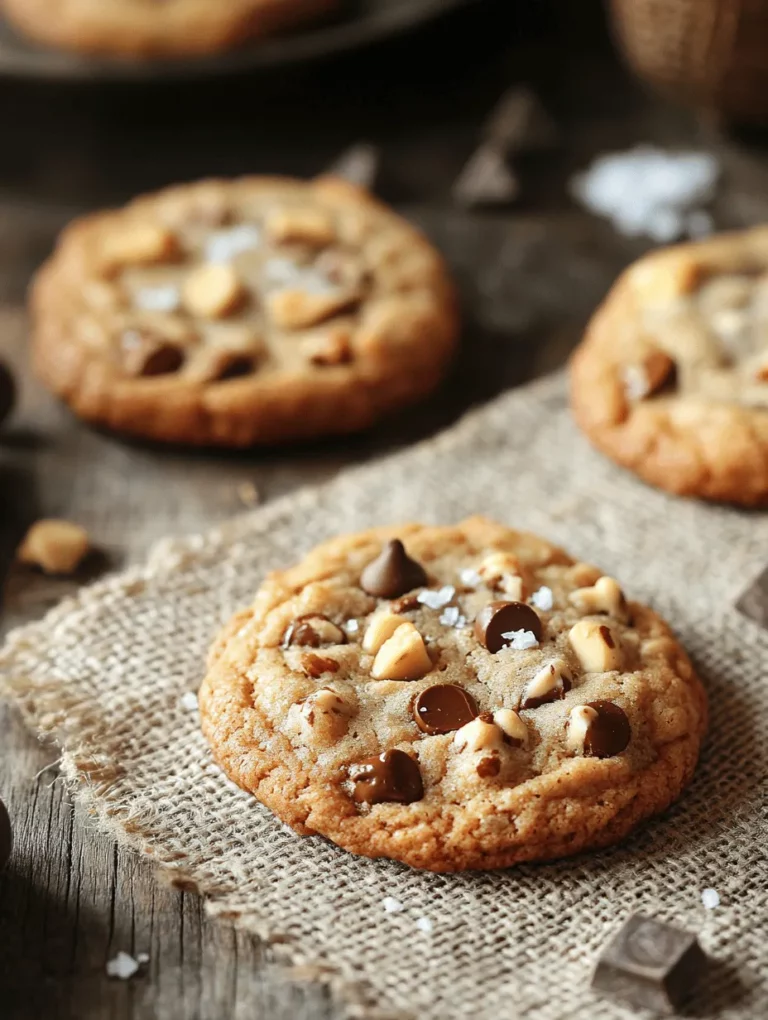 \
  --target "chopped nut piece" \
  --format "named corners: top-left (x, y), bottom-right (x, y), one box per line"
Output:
top-left (301, 328), bottom-right (352, 367)
top-left (371, 623), bottom-right (431, 681)
top-left (566, 701), bottom-right (631, 758)
top-left (265, 207), bottom-right (336, 247)
top-left (569, 621), bottom-right (623, 673)
top-left (453, 714), bottom-right (504, 753)
top-left (301, 653), bottom-right (340, 678)
top-left (287, 687), bottom-right (354, 744)
top-left (284, 614), bottom-right (347, 648)
top-left (266, 287), bottom-right (358, 330)
top-left (182, 264), bottom-right (244, 319)
top-left (493, 708), bottom-right (527, 746)
top-left (521, 659), bottom-right (572, 709)
top-left (568, 563), bottom-right (603, 587)
top-left (17, 519), bottom-right (90, 576)
top-left (476, 552), bottom-right (525, 598)
top-left (99, 223), bottom-right (179, 272)
top-left (363, 611), bottom-right (409, 655)
top-left (569, 576), bottom-right (630, 623)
